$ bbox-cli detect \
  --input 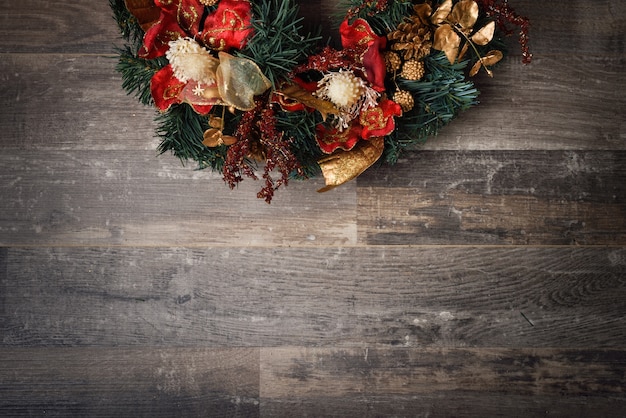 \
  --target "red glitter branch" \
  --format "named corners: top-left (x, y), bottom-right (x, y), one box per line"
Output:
top-left (476, 0), bottom-right (532, 64)
top-left (222, 103), bottom-right (260, 189)
top-left (256, 105), bottom-right (303, 203)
